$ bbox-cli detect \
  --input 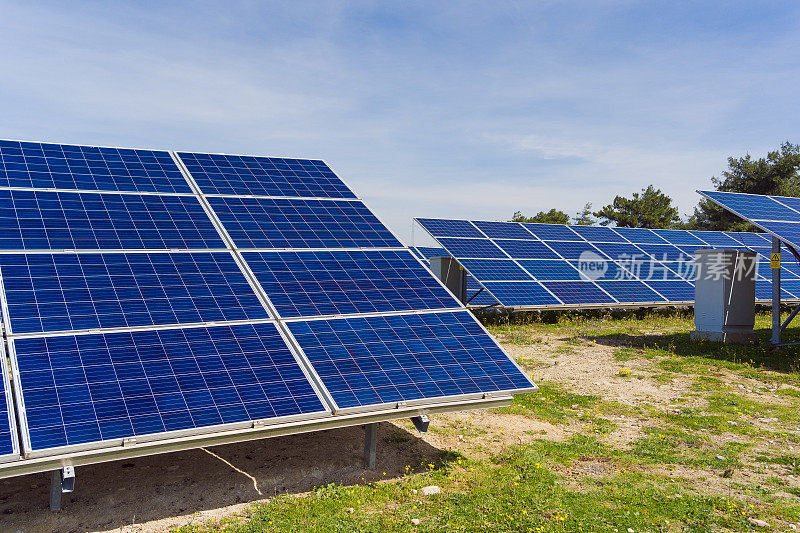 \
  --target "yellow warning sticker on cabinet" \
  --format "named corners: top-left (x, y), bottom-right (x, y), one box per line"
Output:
top-left (771, 253), bottom-right (781, 269)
